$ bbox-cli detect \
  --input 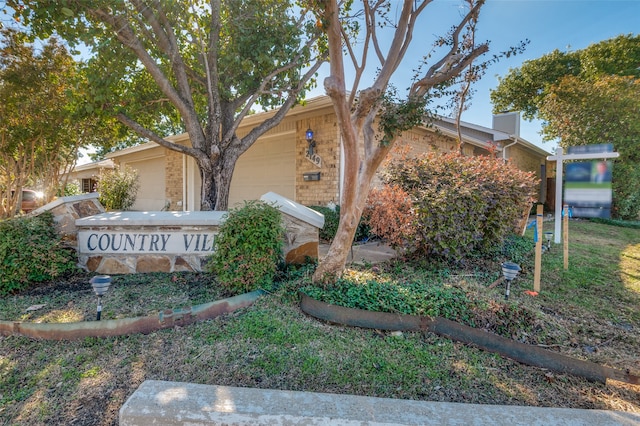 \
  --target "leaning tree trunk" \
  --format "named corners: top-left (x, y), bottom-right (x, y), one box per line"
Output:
top-left (311, 3), bottom-right (399, 282)
top-left (312, 0), bottom-right (491, 284)
top-left (312, 136), bottom-right (393, 284)
top-left (312, 184), bottom-right (369, 284)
